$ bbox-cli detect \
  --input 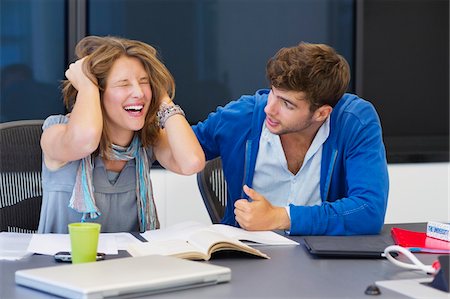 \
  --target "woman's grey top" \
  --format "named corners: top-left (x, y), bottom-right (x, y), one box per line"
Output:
top-left (38, 115), bottom-right (155, 233)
